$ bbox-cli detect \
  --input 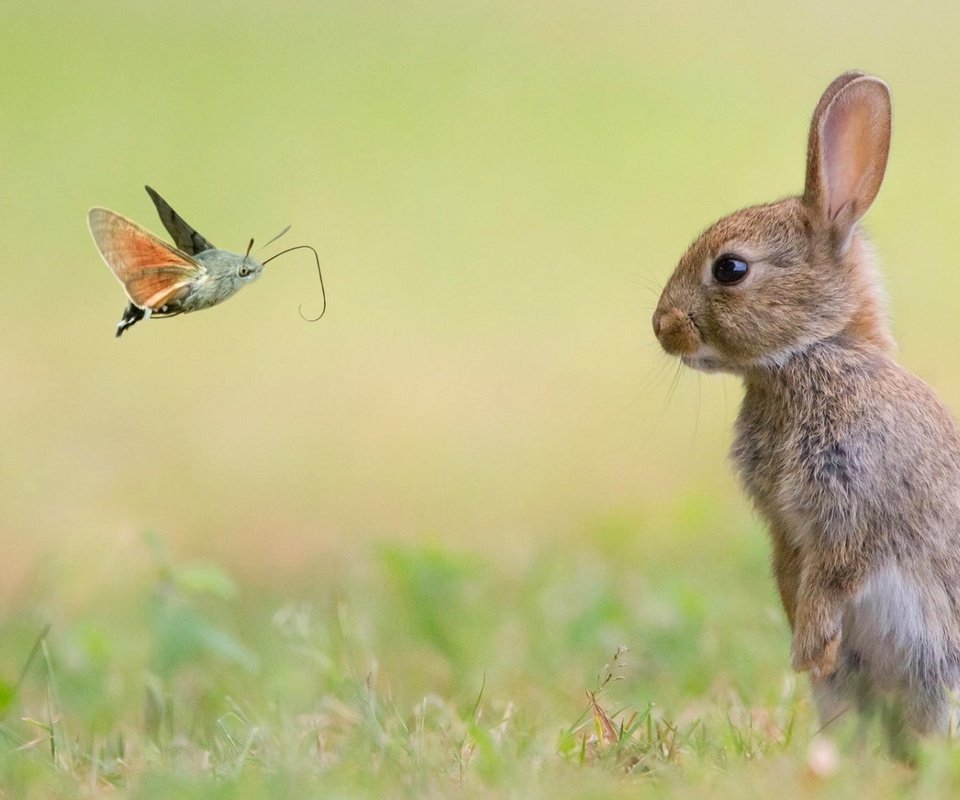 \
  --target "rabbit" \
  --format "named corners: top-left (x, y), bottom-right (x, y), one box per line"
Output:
top-left (653, 71), bottom-right (960, 742)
